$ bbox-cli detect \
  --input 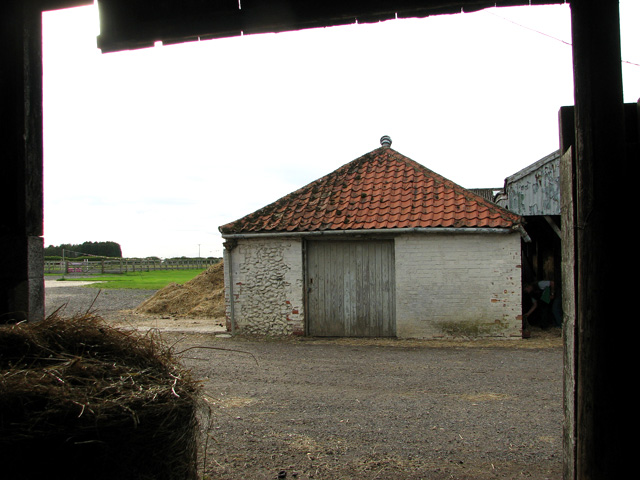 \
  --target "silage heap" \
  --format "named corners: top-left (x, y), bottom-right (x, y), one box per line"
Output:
top-left (135, 261), bottom-right (225, 319)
